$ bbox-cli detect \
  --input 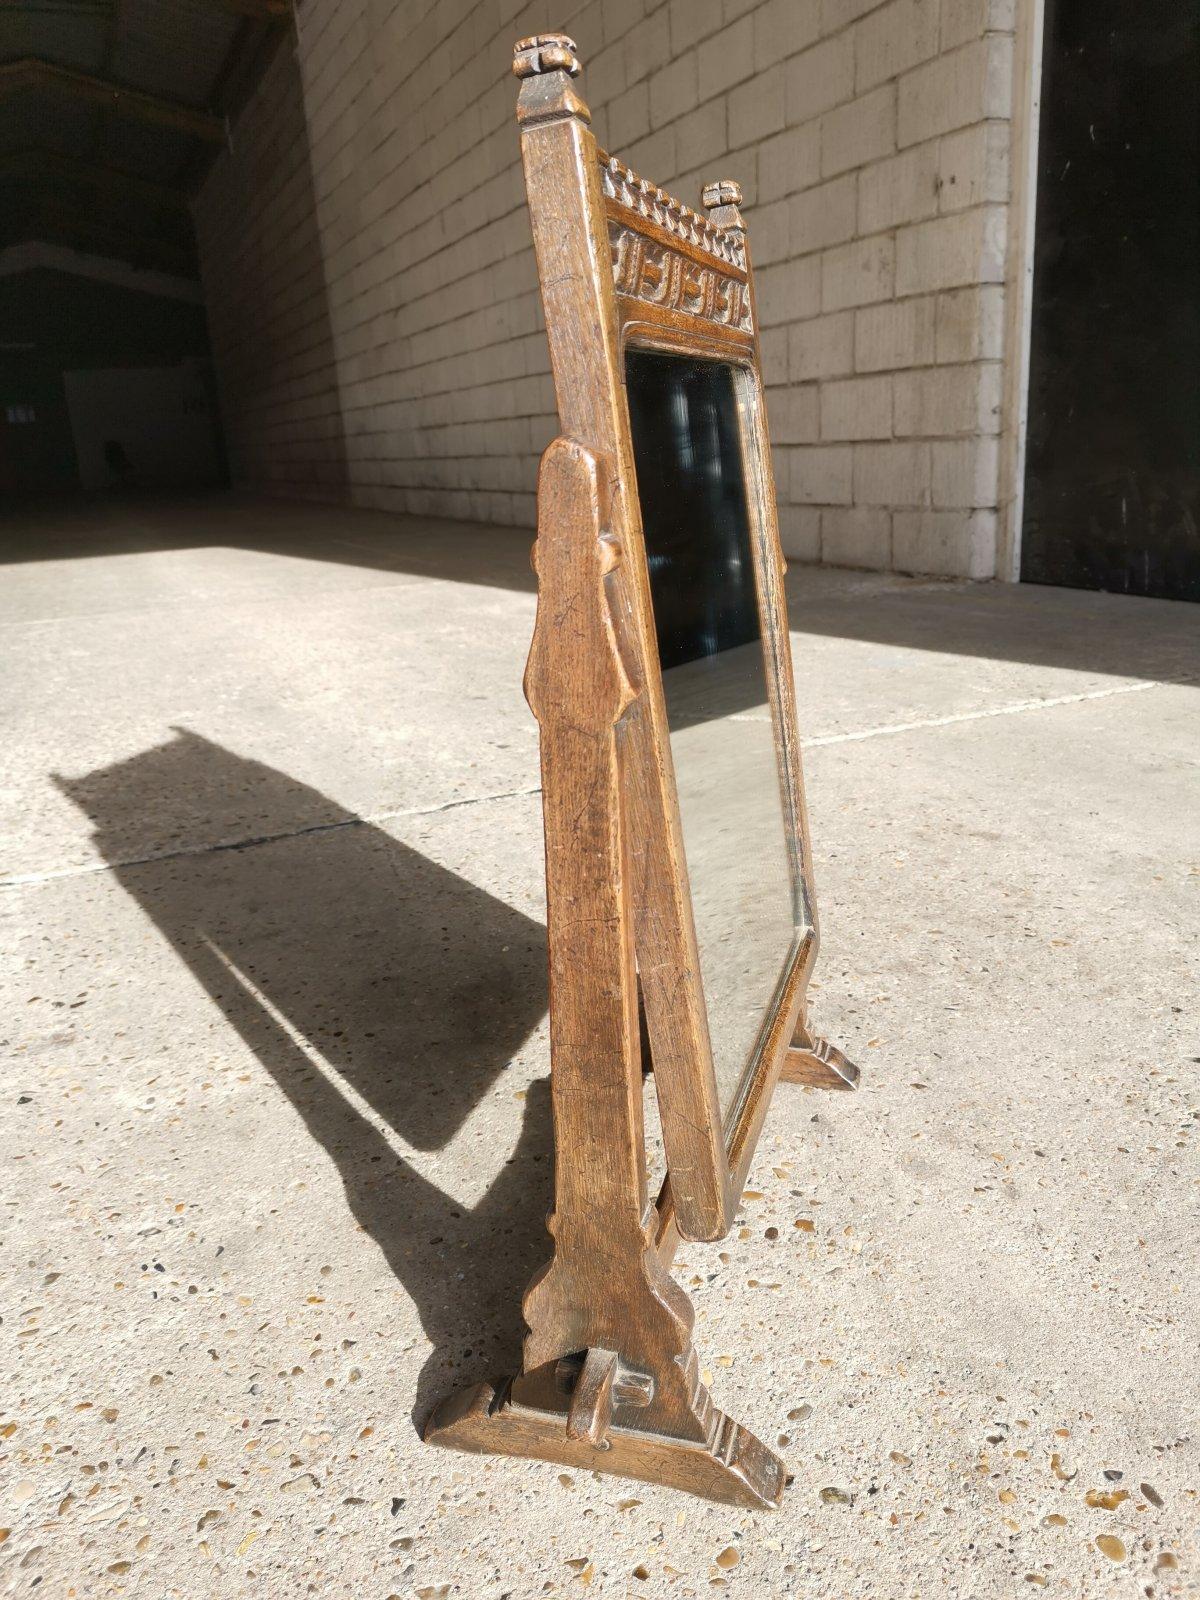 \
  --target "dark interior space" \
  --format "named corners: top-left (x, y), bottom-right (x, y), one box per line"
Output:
top-left (0, 0), bottom-right (288, 494)
top-left (0, 264), bottom-right (223, 492)
top-left (1022, 0), bottom-right (1200, 600)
